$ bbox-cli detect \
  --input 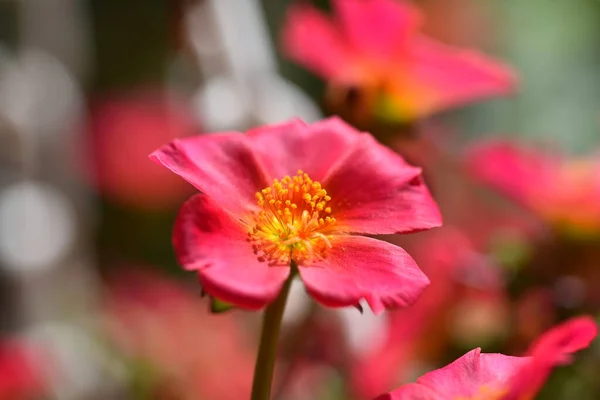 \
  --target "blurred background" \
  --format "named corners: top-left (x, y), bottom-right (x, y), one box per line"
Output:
top-left (0, 0), bottom-right (599, 399)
